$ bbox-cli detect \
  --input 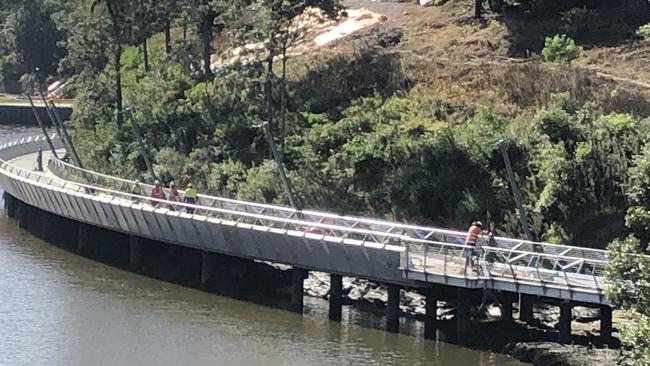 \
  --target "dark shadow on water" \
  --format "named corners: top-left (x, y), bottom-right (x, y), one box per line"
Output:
top-left (5, 202), bottom-right (618, 359)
